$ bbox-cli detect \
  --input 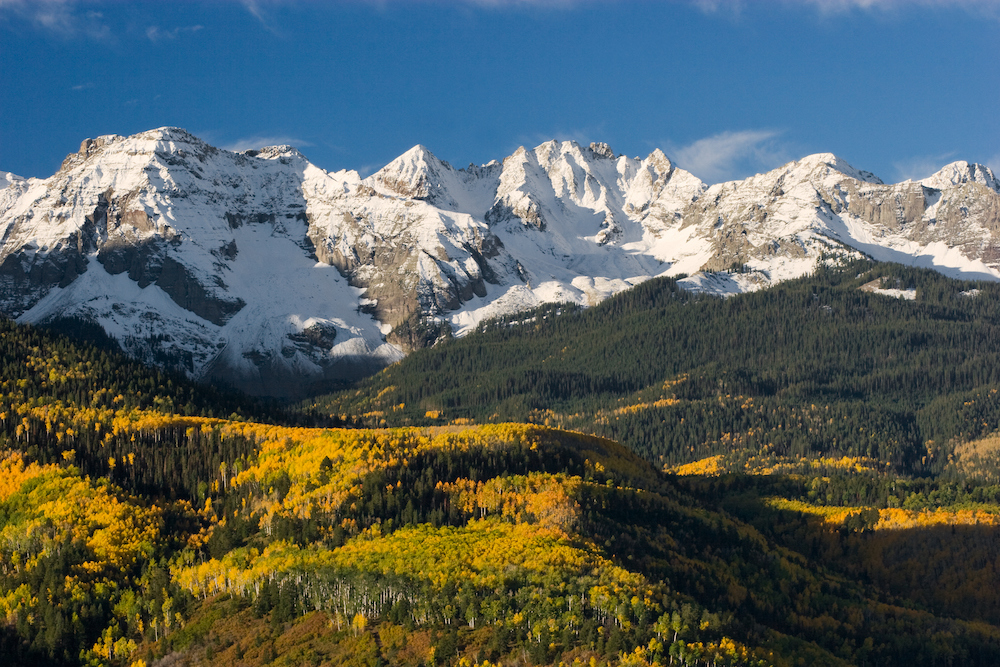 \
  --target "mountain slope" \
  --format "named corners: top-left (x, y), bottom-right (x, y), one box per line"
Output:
top-left (317, 260), bottom-right (1000, 475)
top-left (0, 130), bottom-right (403, 397)
top-left (5, 317), bottom-right (1000, 666)
top-left (2, 129), bottom-right (999, 396)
